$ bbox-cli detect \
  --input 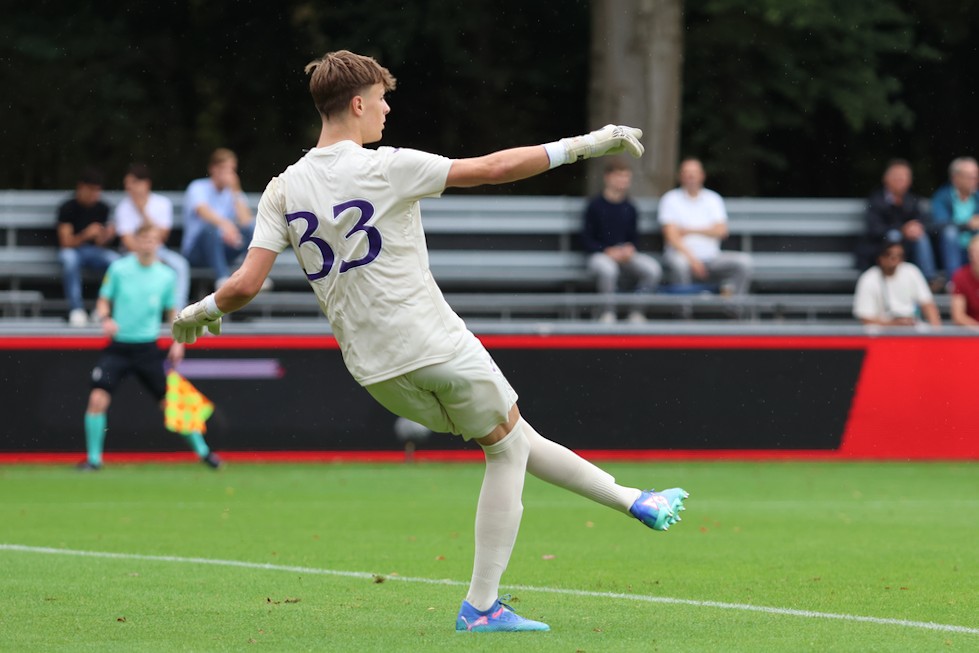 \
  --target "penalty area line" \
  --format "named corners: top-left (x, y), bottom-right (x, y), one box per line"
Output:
top-left (2, 543), bottom-right (977, 636)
